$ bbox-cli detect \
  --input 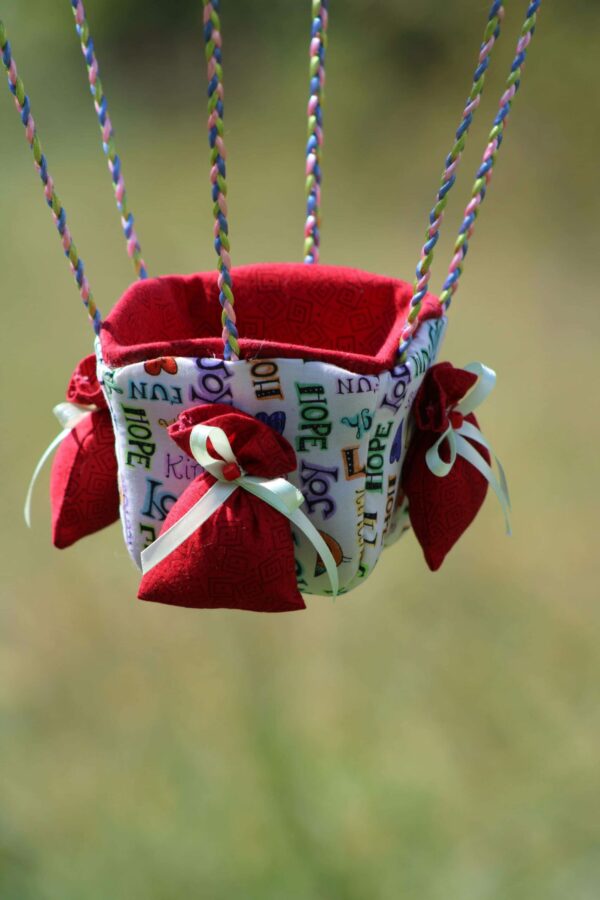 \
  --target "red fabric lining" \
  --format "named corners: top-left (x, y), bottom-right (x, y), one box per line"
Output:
top-left (100, 264), bottom-right (442, 375)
